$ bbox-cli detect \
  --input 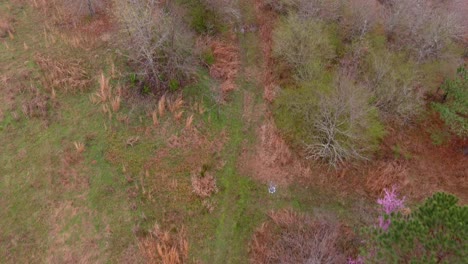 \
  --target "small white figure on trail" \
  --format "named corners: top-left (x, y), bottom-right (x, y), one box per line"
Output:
top-left (268, 182), bottom-right (276, 194)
